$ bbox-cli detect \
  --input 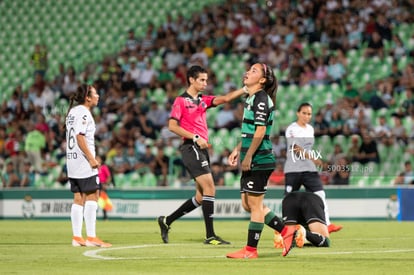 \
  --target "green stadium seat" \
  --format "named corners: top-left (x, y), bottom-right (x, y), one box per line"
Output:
top-left (142, 173), bottom-right (158, 187)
